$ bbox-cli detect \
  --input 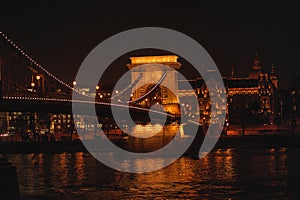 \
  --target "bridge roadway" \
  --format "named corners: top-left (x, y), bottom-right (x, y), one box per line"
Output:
top-left (0, 95), bottom-right (176, 122)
